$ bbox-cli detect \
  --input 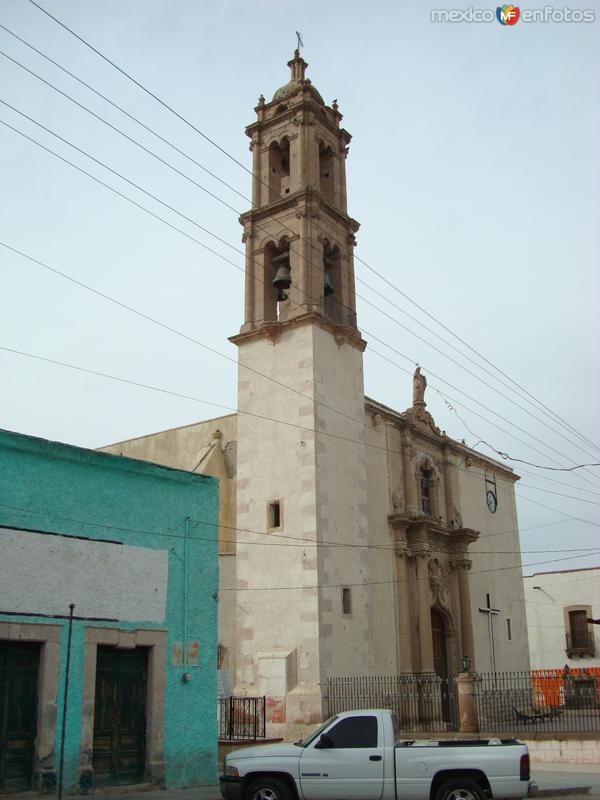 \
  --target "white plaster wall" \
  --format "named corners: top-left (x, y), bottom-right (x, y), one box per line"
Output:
top-left (455, 458), bottom-right (530, 672)
top-left (235, 323), bottom-right (321, 697)
top-left (524, 568), bottom-right (600, 669)
top-left (364, 416), bottom-right (401, 674)
top-left (100, 414), bottom-right (237, 472)
top-left (312, 325), bottom-right (371, 678)
top-left (235, 321), bottom-right (370, 711)
top-left (0, 528), bottom-right (168, 622)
